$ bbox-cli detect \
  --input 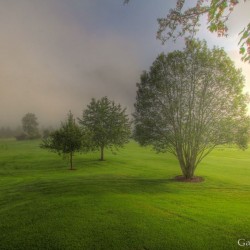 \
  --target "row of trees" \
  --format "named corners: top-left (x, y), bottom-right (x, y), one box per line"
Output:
top-left (41, 97), bottom-right (131, 170)
top-left (42, 40), bottom-right (249, 179)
